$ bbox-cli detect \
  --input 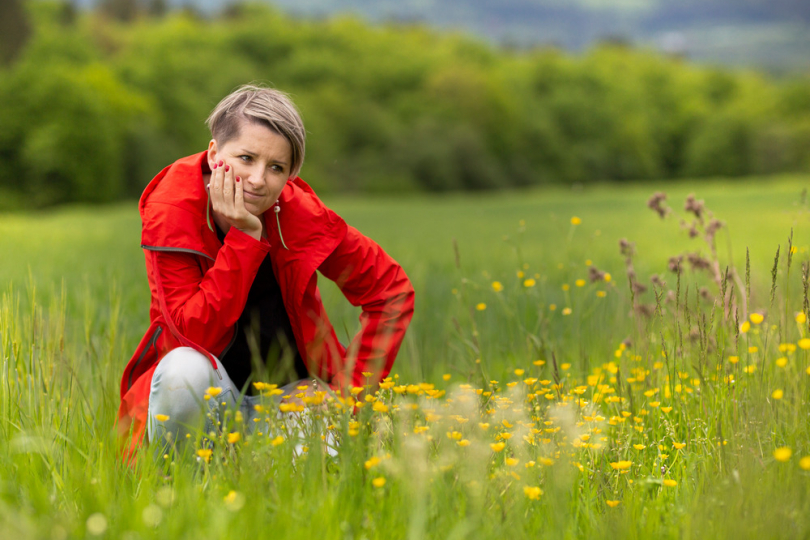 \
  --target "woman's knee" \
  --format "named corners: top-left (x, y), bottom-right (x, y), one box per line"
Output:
top-left (153, 347), bottom-right (219, 397)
